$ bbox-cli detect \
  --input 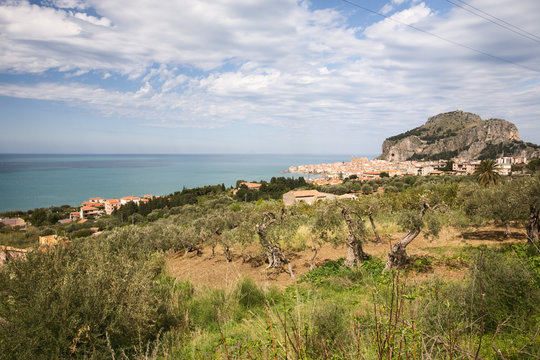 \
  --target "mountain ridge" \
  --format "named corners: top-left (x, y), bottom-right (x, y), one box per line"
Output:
top-left (377, 110), bottom-right (540, 161)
